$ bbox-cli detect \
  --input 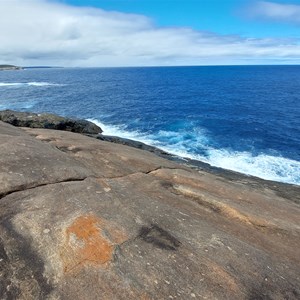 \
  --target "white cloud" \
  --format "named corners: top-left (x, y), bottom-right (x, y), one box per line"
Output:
top-left (248, 1), bottom-right (300, 24)
top-left (1, 0), bottom-right (300, 67)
